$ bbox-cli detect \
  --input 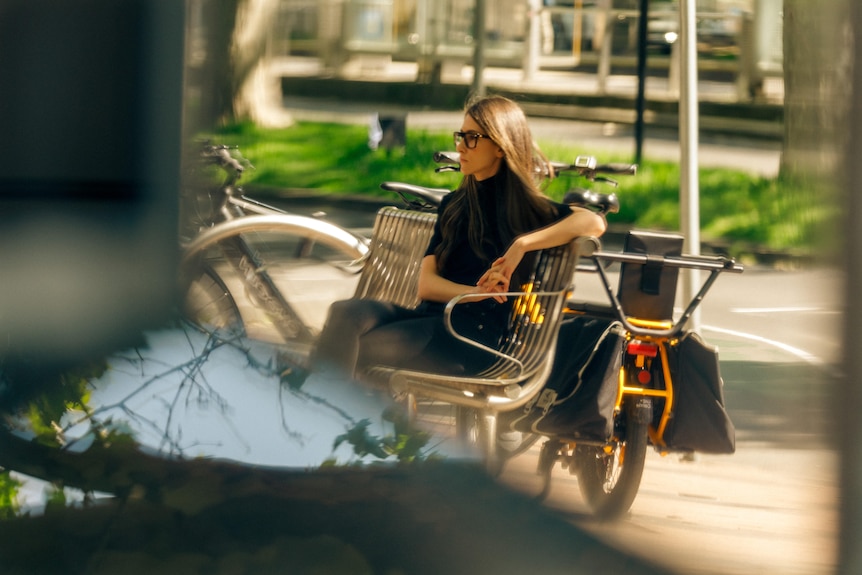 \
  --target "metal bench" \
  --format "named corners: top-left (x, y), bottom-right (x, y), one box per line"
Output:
top-left (353, 206), bottom-right (598, 466)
